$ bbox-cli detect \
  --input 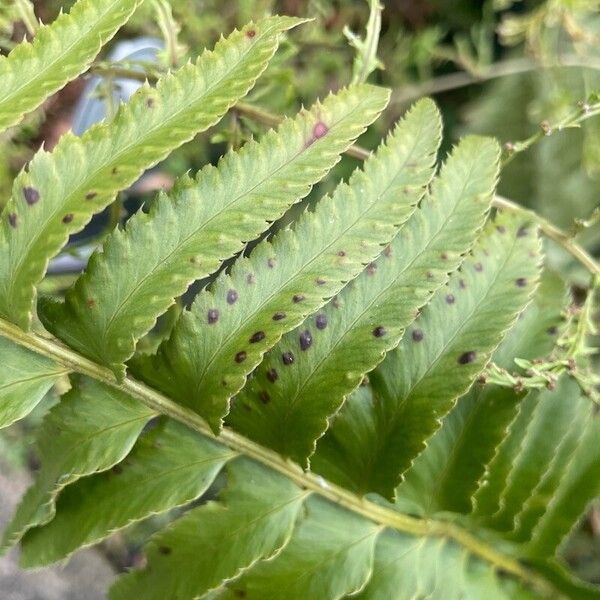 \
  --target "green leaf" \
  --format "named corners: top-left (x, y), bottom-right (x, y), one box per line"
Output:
top-left (1, 376), bottom-right (154, 550)
top-left (230, 136), bottom-right (500, 466)
top-left (393, 270), bottom-right (567, 516)
top-left (224, 495), bottom-right (379, 600)
top-left (468, 374), bottom-right (600, 558)
top-left (38, 85), bottom-right (389, 376)
top-left (339, 213), bottom-right (541, 499)
top-left (355, 530), bottom-right (539, 600)
top-left (20, 419), bottom-right (234, 567)
top-left (132, 98), bottom-right (442, 431)
top-left (110, 458), bottom-right (306, 600)
top-left (477, 378), bottom-right (588, 534)
top-left (0, 336), bottom-right (66, 429)
top-left (0, 16), bottom-right (299, 330)
top-left (0, 0), bottom-right (142, 133)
